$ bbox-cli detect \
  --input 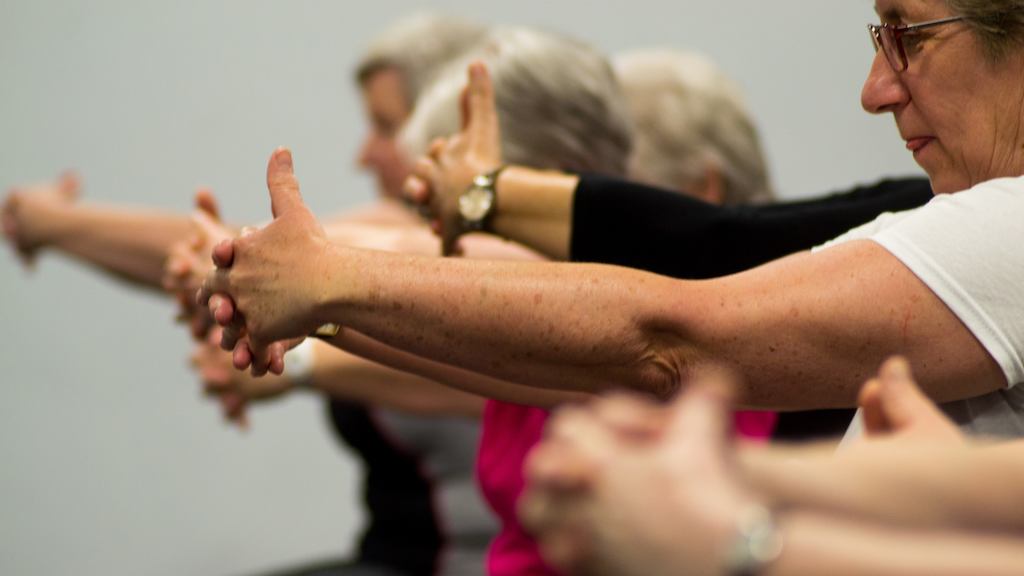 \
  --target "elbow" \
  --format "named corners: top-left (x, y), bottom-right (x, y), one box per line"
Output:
top-left (641, 358), bottom-right (683, 401)
top-left (633, 335), bottom-right (691, 401)
top-left (630, 315), bottom-right (721, 401)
